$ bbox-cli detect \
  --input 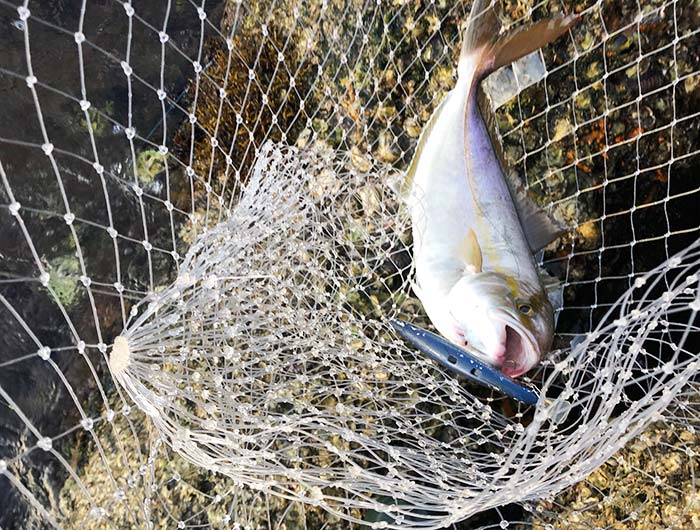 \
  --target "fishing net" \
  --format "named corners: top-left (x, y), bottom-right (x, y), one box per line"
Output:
top-left (1, 0), bottom-right (699, 529)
